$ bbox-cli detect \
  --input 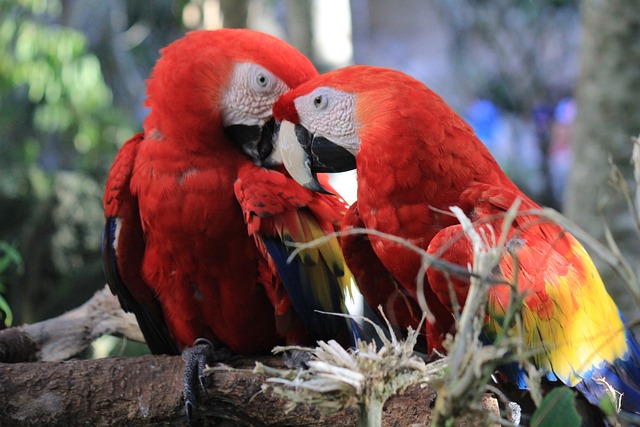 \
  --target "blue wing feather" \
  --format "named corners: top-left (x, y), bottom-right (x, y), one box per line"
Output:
top-left (262, 235), bottom-right (357, 342)
top-left (102, 217), bottom-right (179, 355)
